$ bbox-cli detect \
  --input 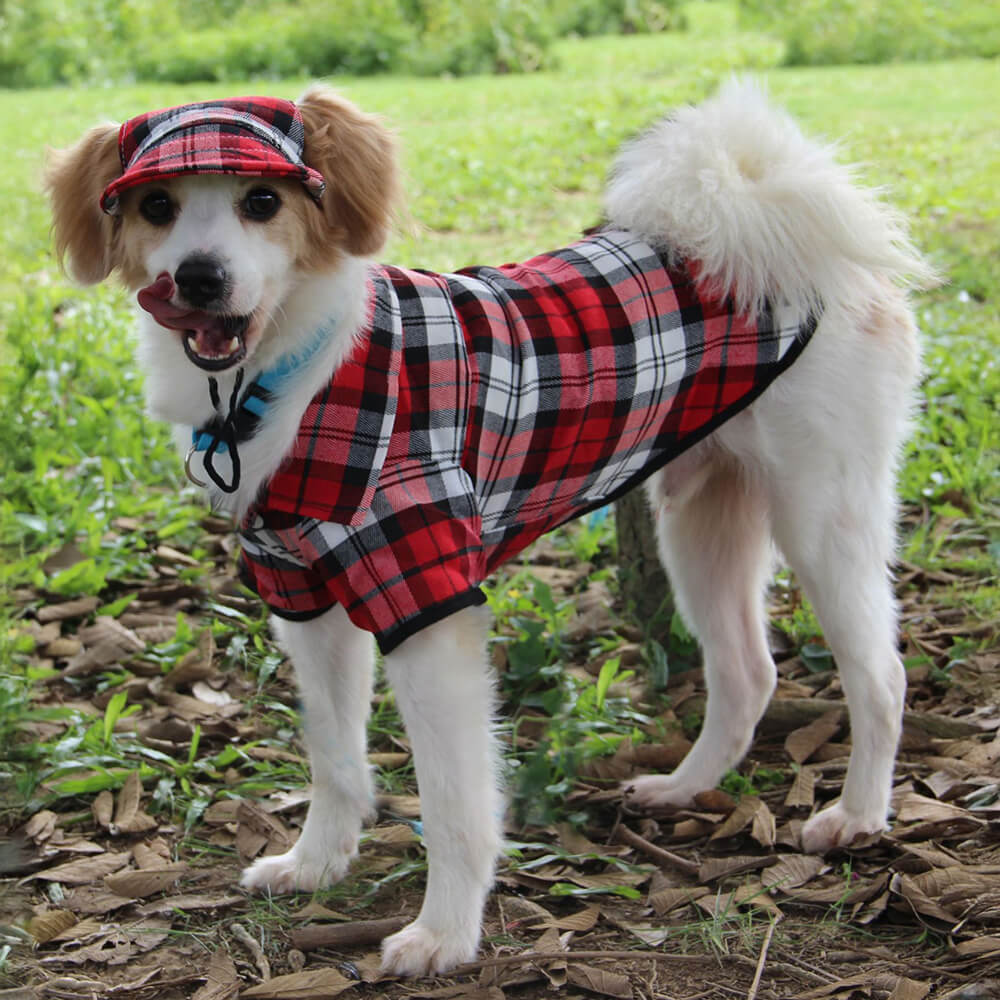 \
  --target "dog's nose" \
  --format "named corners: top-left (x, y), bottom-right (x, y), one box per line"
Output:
top-left (174, 255), bottom-right (228, 307)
